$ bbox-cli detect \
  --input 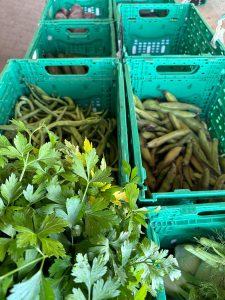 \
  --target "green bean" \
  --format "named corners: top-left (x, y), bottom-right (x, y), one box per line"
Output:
top-left (47, 118), bottom-right (101, 131)
top-left (69, 127), bottom-right (83, 148)
top-left (96, 119), bottom-right (116, 157)
top-left (18, 109), bottom-right (41, 121)
top-left (56, 127), bottom-right (63, 142)
top-left (41, 95), bottom-right (68, 106)
top-left (3, 83), bottom-right (118, 174)
top-left (33, 100), bottom-right (59, 118)
top-left (28, 84), bottom-right (49, 98)
top-left (56, 107), bottom-right (67, 122)
top-left (71, 136), bottom-right (78, 146)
